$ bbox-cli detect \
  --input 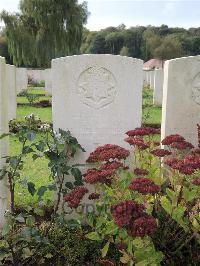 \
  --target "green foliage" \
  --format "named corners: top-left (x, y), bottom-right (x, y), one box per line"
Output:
top-left (0, 217), bottom-right (121, 265)
top-left (83, 129), bottom-right (200, 265)
top-left (142, 87), bottom-right (162, 126)
top-left (1, 113), bottom-right (85, 216)
top-left (25, 92), bottom-right (41, 105)
top-left (1, 0), bottom-right (88, 67)
top-left (0, 36), bottom-right (12, 64)
top-left (82, 24), bottom-right (200, 61)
